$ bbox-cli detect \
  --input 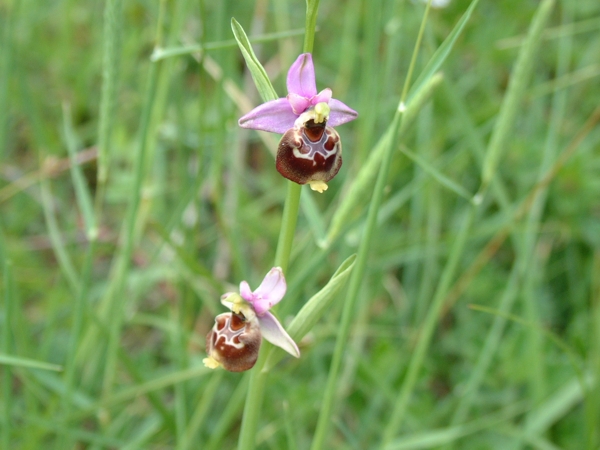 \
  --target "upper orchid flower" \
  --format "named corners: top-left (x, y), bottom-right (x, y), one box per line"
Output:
top-left (239, 53), bottom-right (358, 193)
top-left (204, 267), bottom-right (299, 372)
